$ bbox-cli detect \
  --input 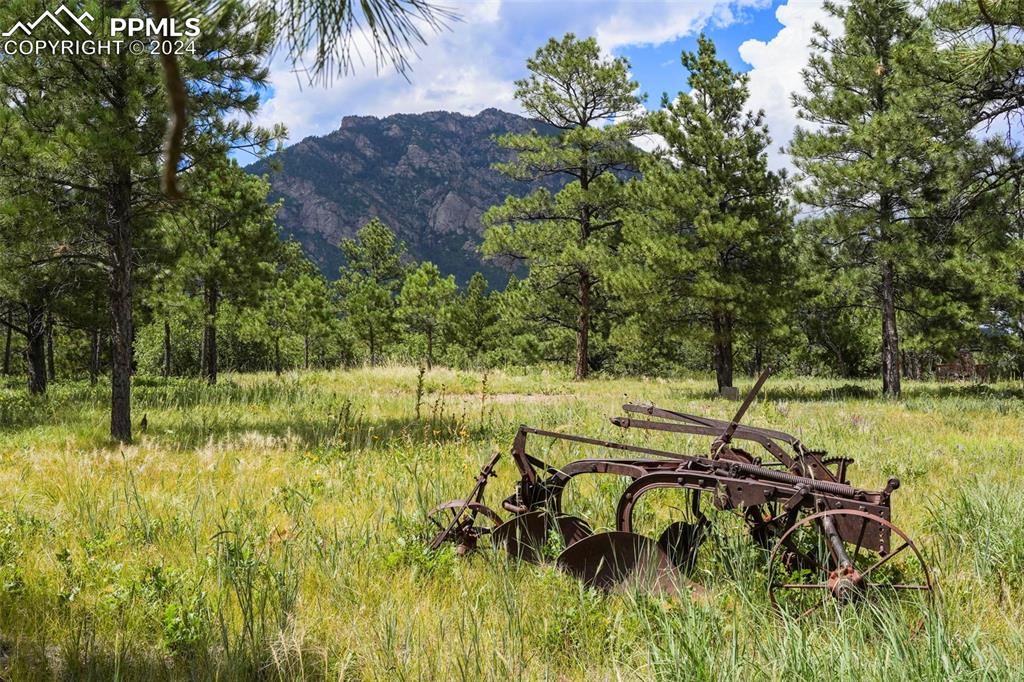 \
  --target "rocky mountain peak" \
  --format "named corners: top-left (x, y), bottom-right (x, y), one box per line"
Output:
top-left (247, 109), bottom-right (559, 284)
